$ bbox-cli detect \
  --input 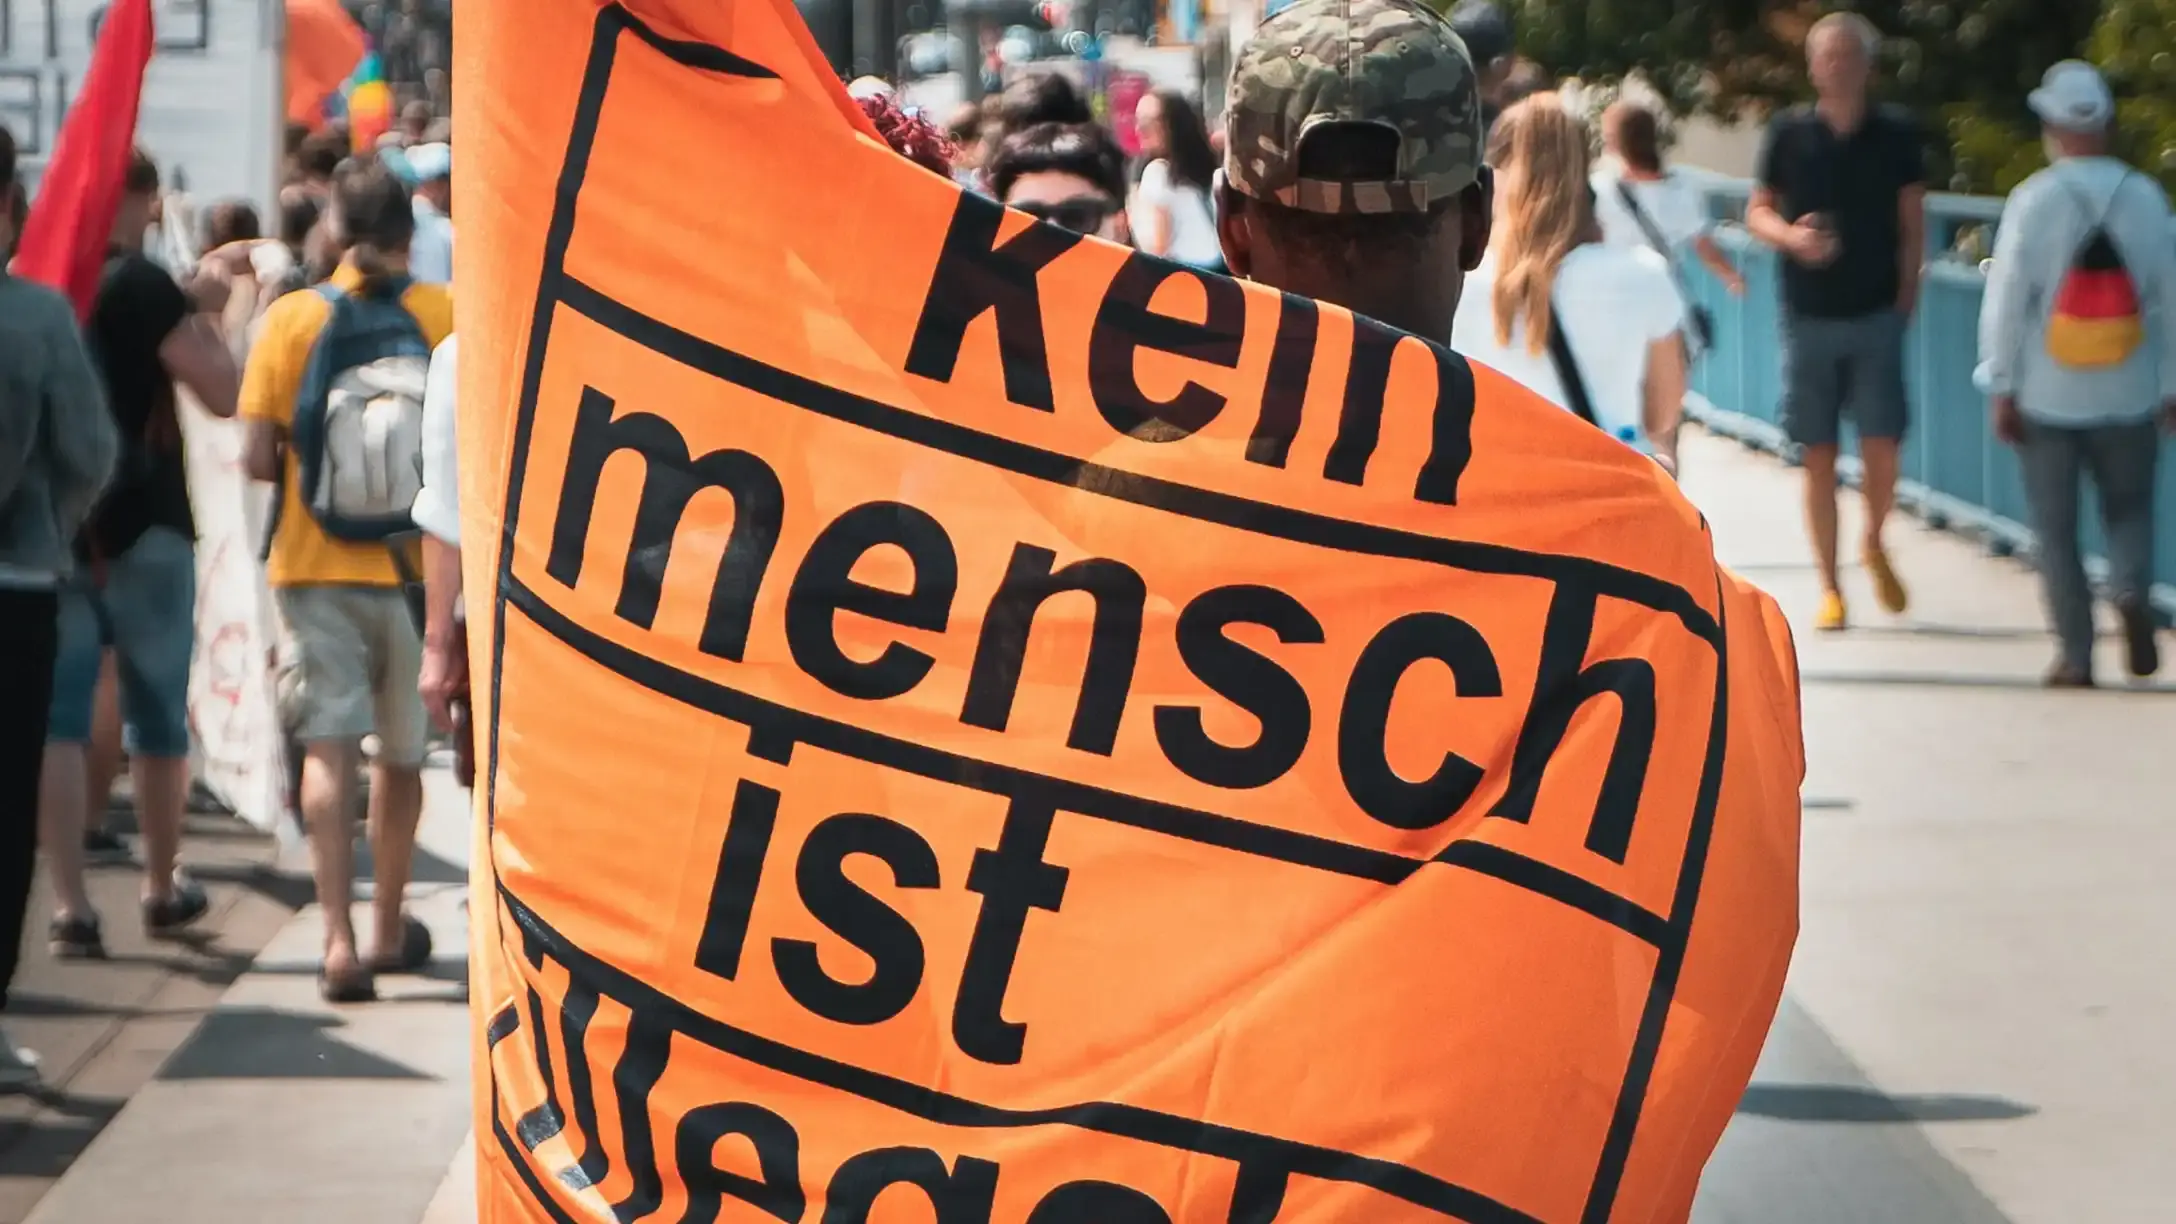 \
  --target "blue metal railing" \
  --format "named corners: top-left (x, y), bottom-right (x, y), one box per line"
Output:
top-left (1678, 175), bottom-right (2176, 620)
